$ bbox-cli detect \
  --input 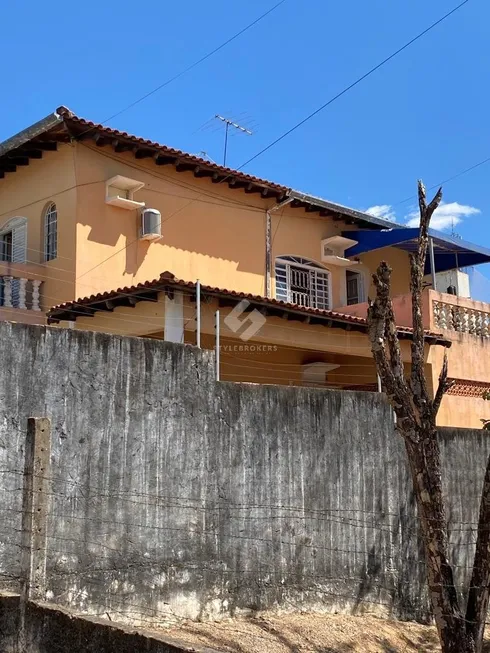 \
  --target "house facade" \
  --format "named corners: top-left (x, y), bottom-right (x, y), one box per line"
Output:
top-left (1, 106), bottom-right (490, 428)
